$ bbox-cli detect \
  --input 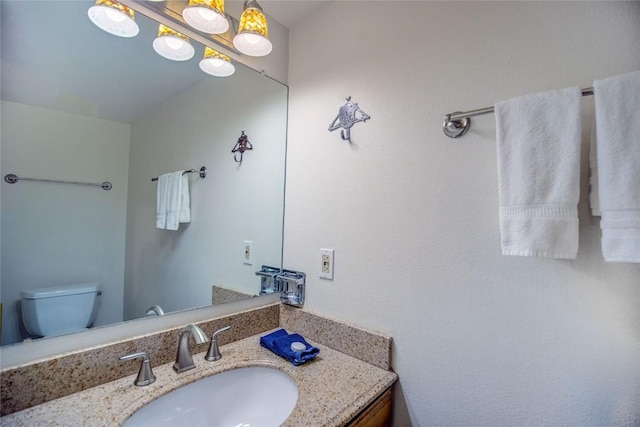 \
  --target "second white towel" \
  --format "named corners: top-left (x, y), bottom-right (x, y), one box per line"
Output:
top-left (593, 70), bottom-right (640, 263)
top-left (495, 87), bottom-right (582, 259)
